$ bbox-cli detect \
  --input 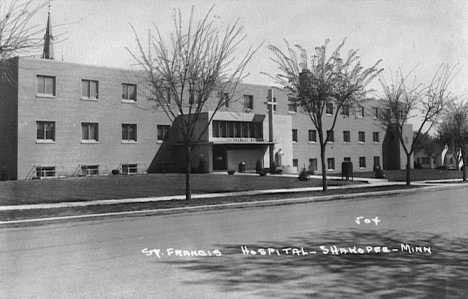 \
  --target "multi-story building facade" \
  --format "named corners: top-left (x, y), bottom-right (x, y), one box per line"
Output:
top-left (0, 54), bottom-right (412, 180)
